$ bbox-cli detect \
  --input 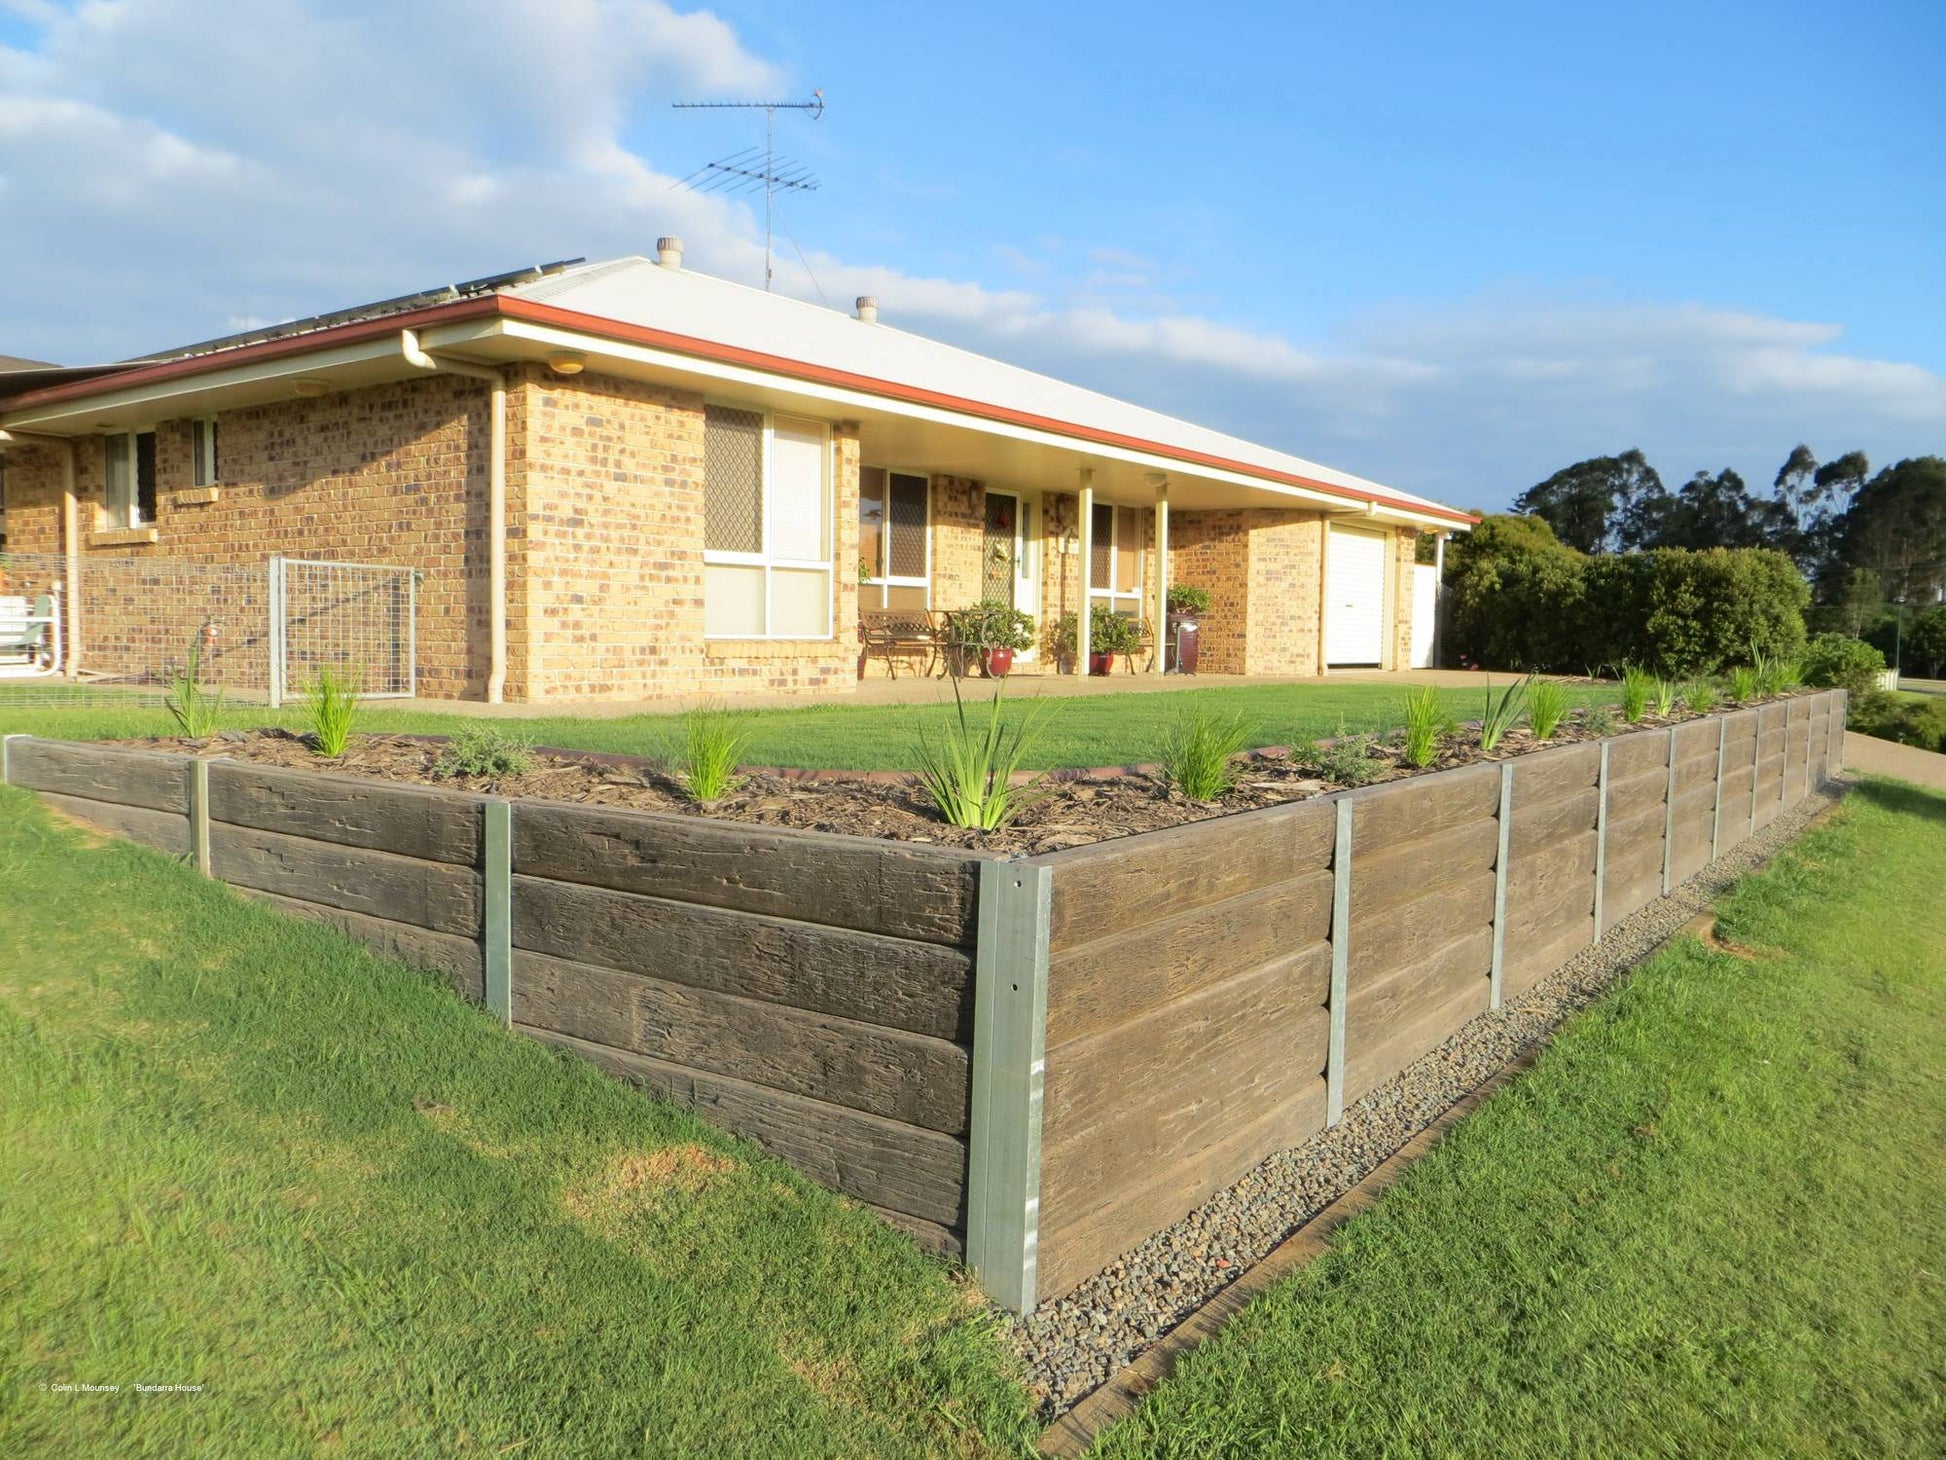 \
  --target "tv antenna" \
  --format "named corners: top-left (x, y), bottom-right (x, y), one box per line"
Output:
top-left (672, 91), bottom-right (825, 291)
